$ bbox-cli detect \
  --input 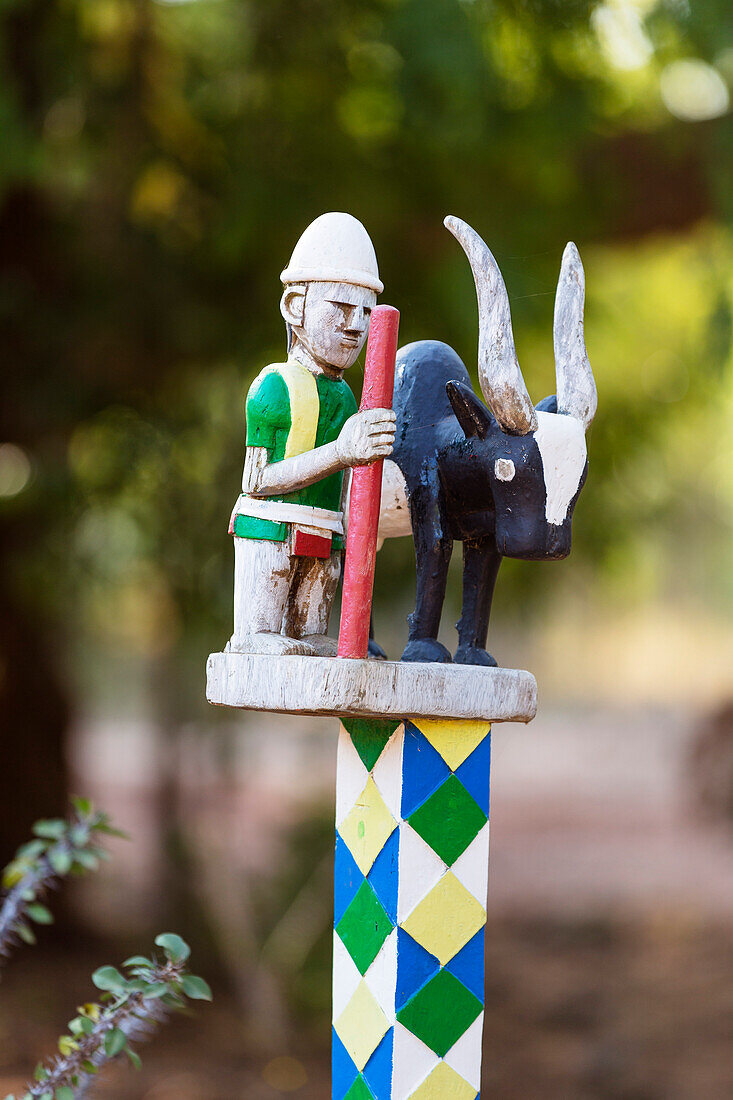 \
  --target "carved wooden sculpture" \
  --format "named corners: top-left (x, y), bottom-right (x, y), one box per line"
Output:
top-left (375, 217), bottom-right (597, 666)
top-left (228, 212), bottom-right (396, 658)
top-left (208, 212), bottom-right (594, 1099)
